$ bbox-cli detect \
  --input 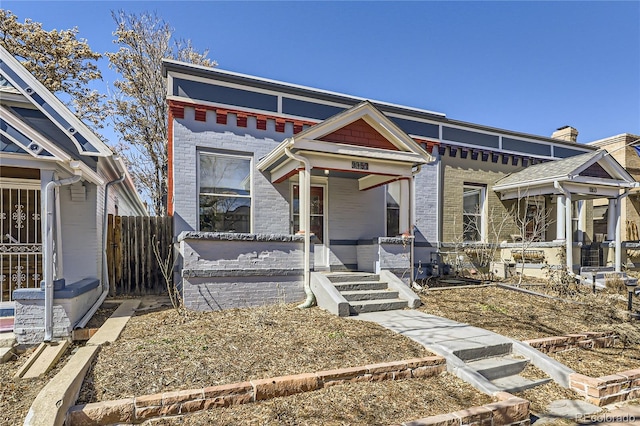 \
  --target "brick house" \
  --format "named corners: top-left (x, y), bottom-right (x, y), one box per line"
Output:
top-left (0, 46), bottom-right (147, 343)
top-left (163, 59), bottom-right (637, 311)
